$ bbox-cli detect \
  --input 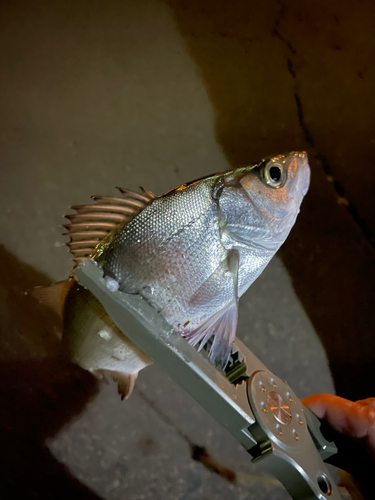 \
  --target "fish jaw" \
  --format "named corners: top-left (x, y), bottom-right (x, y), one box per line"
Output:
top-left (299, 152), bottom-right (311, 197)
top-left (238, 151), bottom-right (311, 246)
top-left (274, 151), bottom-right (311, 241)
top-left (287, 151), bottom-right (311, 202)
